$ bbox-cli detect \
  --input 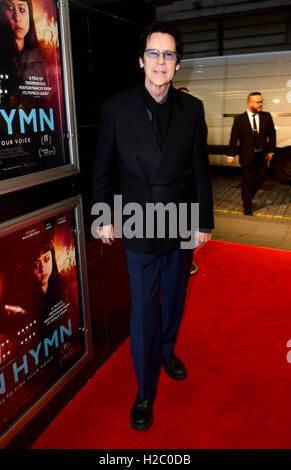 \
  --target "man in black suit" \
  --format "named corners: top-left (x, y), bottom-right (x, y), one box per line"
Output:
top-left (92, 23), bottom-right (214, 430)
top-left (227, 92), bottom-right (276, 215)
